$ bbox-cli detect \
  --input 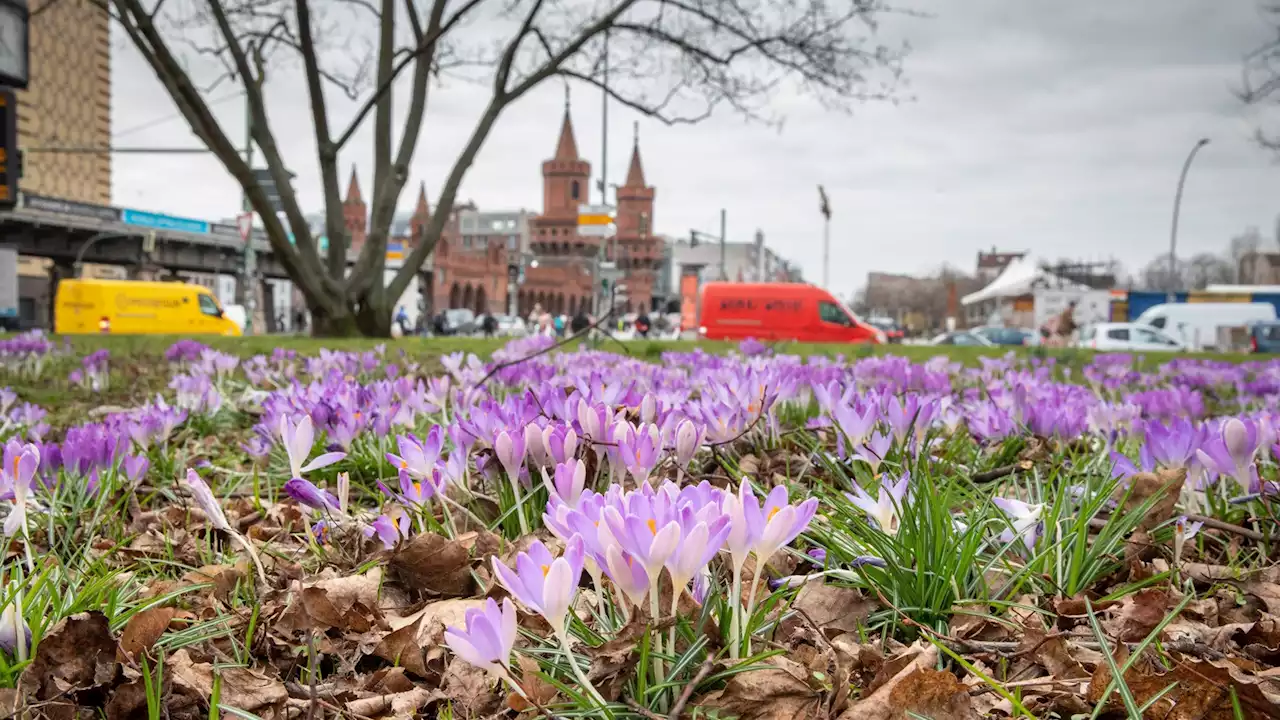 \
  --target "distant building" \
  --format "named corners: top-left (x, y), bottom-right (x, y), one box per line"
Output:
top-left (1238, 251), bottom-right (1280, 285)
top-left (976, 248), bottom-right (1026, 282)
